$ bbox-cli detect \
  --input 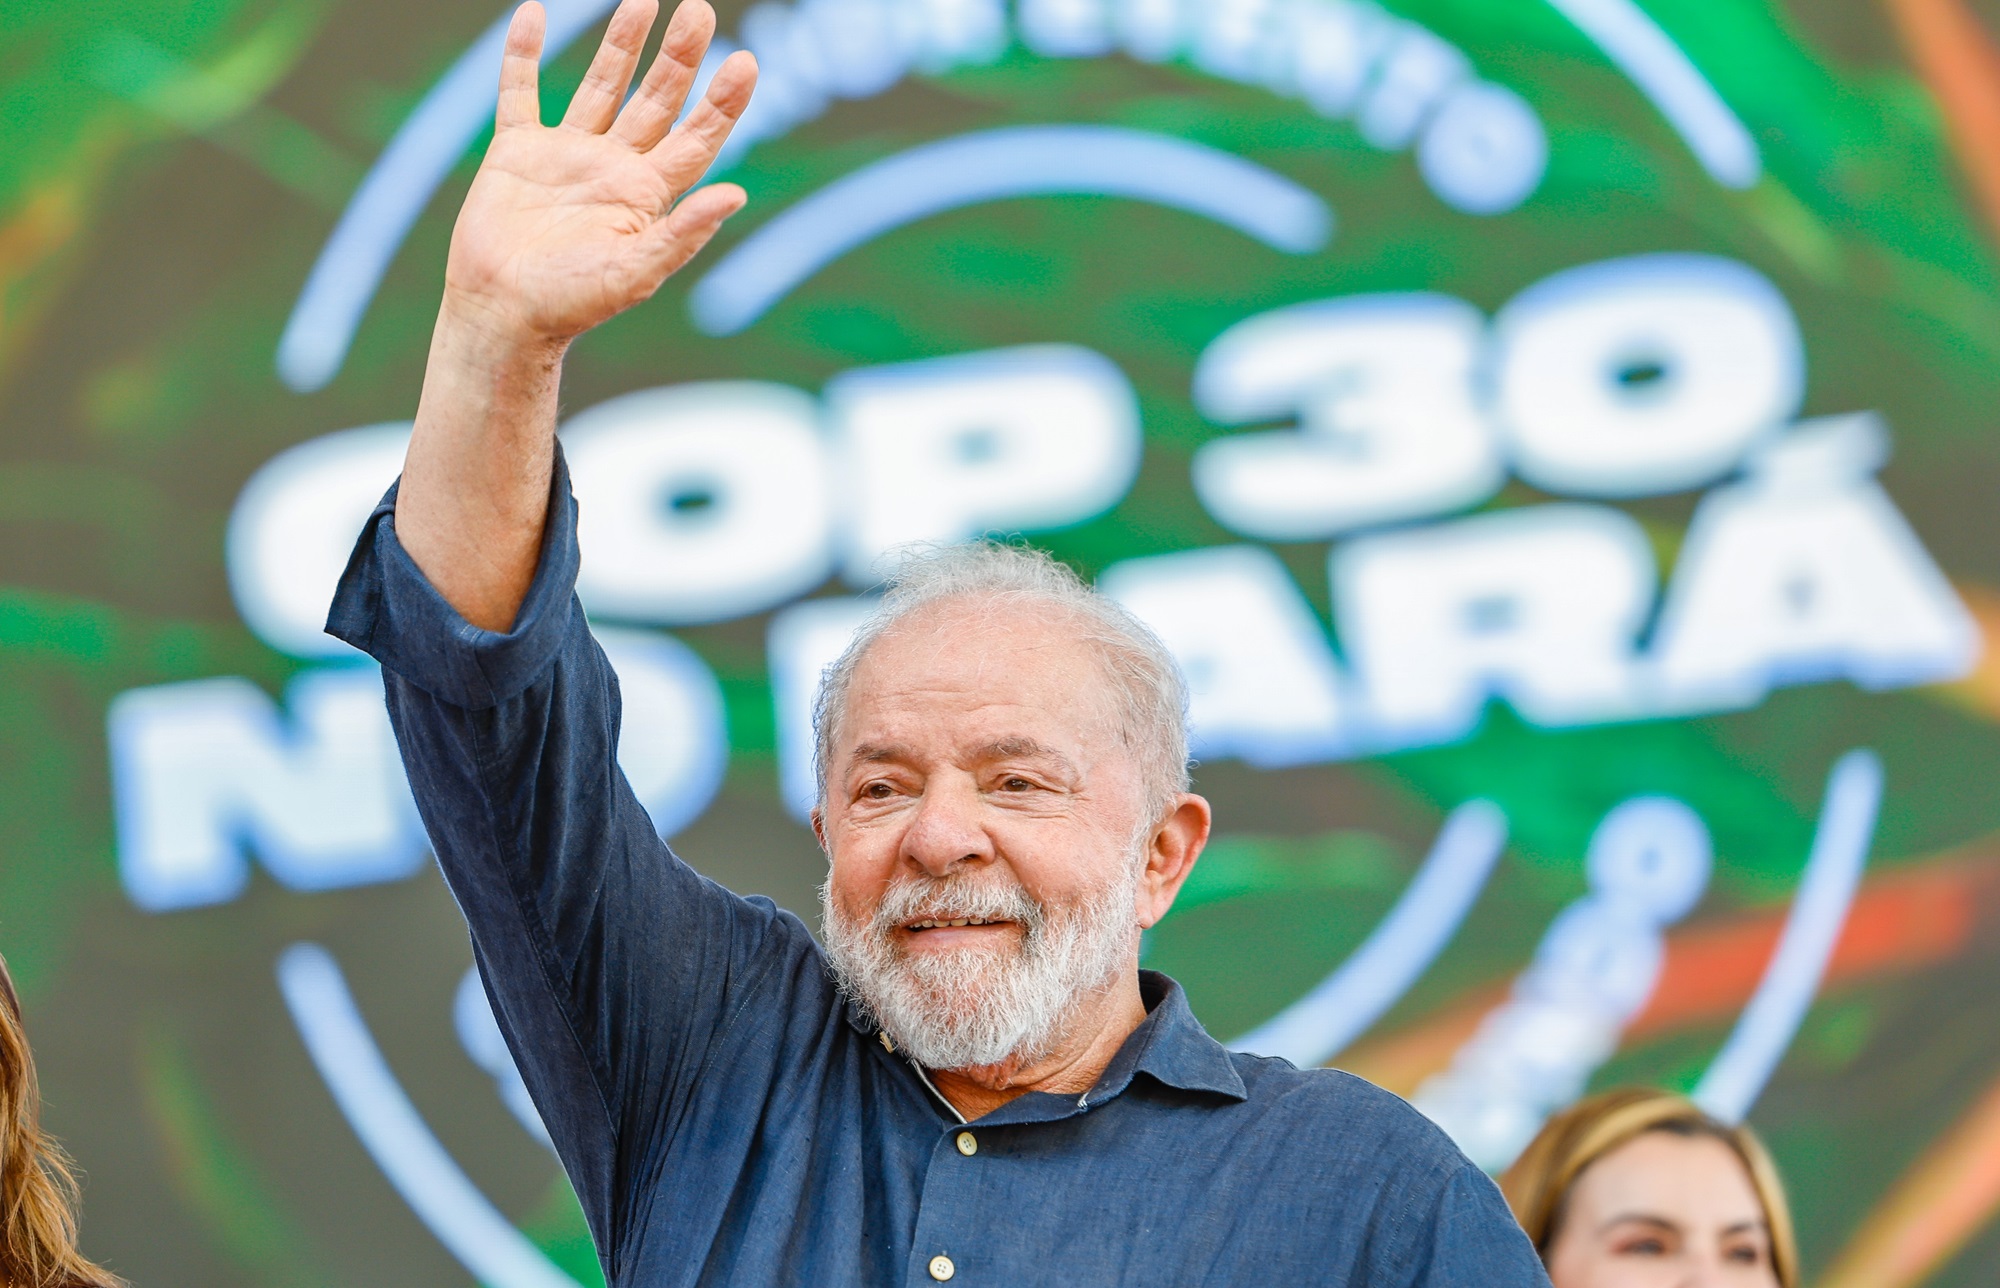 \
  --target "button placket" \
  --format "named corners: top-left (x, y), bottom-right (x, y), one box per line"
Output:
top-left (909, 1117), bottom-right (1008, 1284)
